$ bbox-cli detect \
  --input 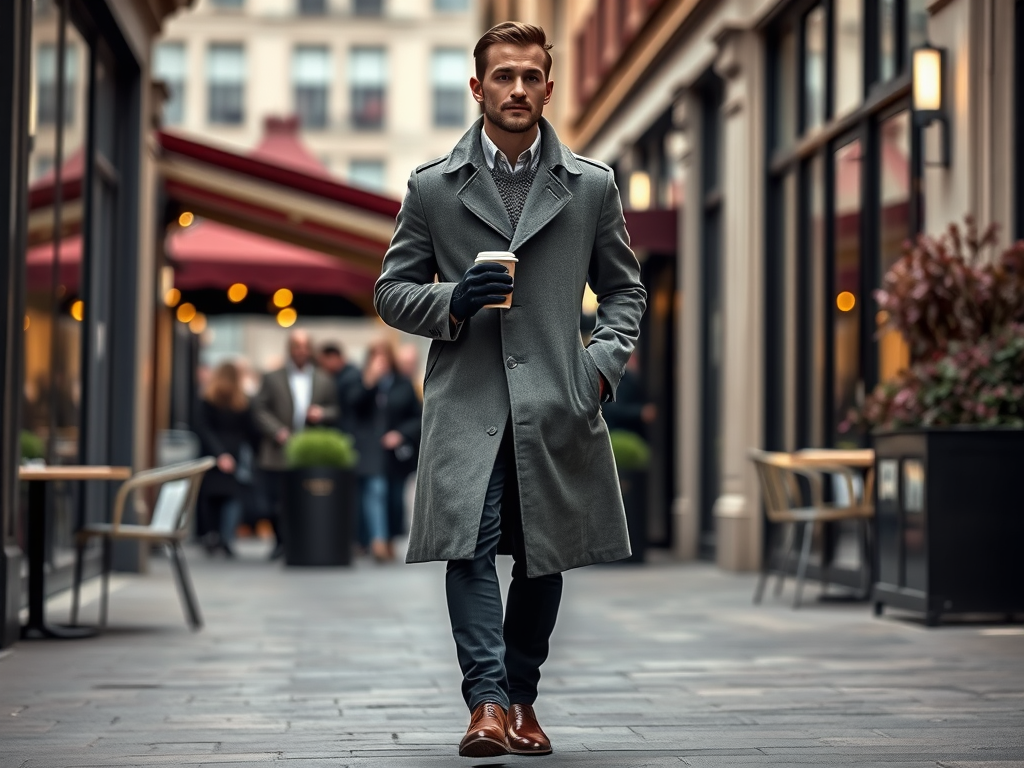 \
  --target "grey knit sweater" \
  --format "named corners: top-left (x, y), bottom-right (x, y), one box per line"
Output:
top-left (490, 164), bottom-right (539, 232)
